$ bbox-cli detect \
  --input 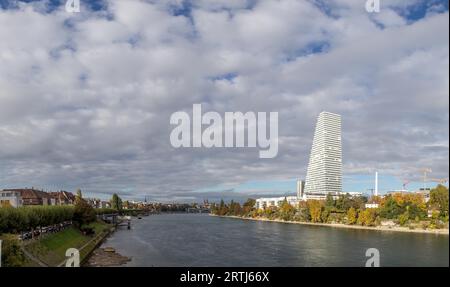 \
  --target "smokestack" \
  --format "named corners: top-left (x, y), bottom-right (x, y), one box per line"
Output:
top-left (375, 172), bottom-right (378, 196)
